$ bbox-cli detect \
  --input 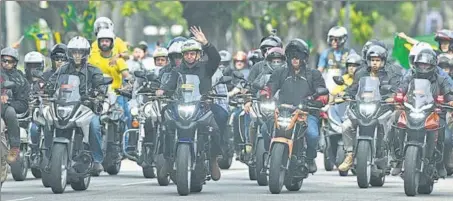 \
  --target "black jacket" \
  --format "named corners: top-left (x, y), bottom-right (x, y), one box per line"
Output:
top-left (48, 63), bottom-right (104, 98)
top-left (268, 67), bottom-right (325, 106)
top-left (247, 60), bottom-right (280, 94)
top-left (163, 42), bottom-right (221, 95)
top-left (43, 68), bottom-right (56, 80)
top-left (399, 69), bottom-right (453, 102)
top-left (1, 69), bottom-right (30, 114)
top-left (347, 64), bottom-right (400, 97)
